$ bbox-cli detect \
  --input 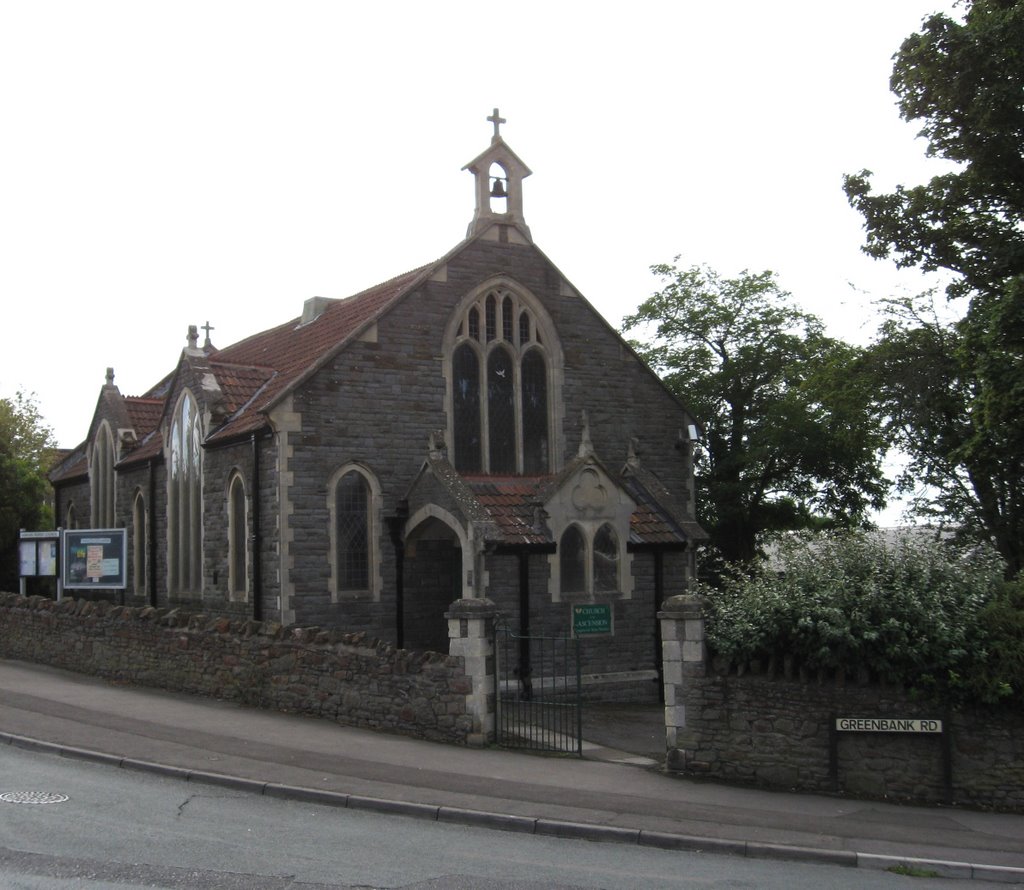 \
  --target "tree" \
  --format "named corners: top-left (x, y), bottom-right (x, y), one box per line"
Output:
top-left (622, 262), bottom-right (887, 566)
top-left (844, 0), bottom-right (1024, 575)
top-left (0, 390), bottom-right (56, 590)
